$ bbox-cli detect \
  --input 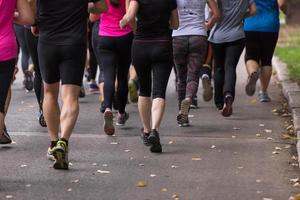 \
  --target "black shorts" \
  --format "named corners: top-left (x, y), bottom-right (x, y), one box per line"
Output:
top-left (245, 31), bottom-right (278, 66)
top-left (38, 42), bottom-right (86, 86)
